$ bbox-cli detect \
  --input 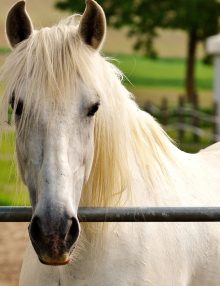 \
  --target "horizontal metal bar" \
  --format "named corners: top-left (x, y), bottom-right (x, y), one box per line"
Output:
top-left (1, 207), bottom-right (220, 222)
top-left (0, 207), bottom-right (32, 222)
